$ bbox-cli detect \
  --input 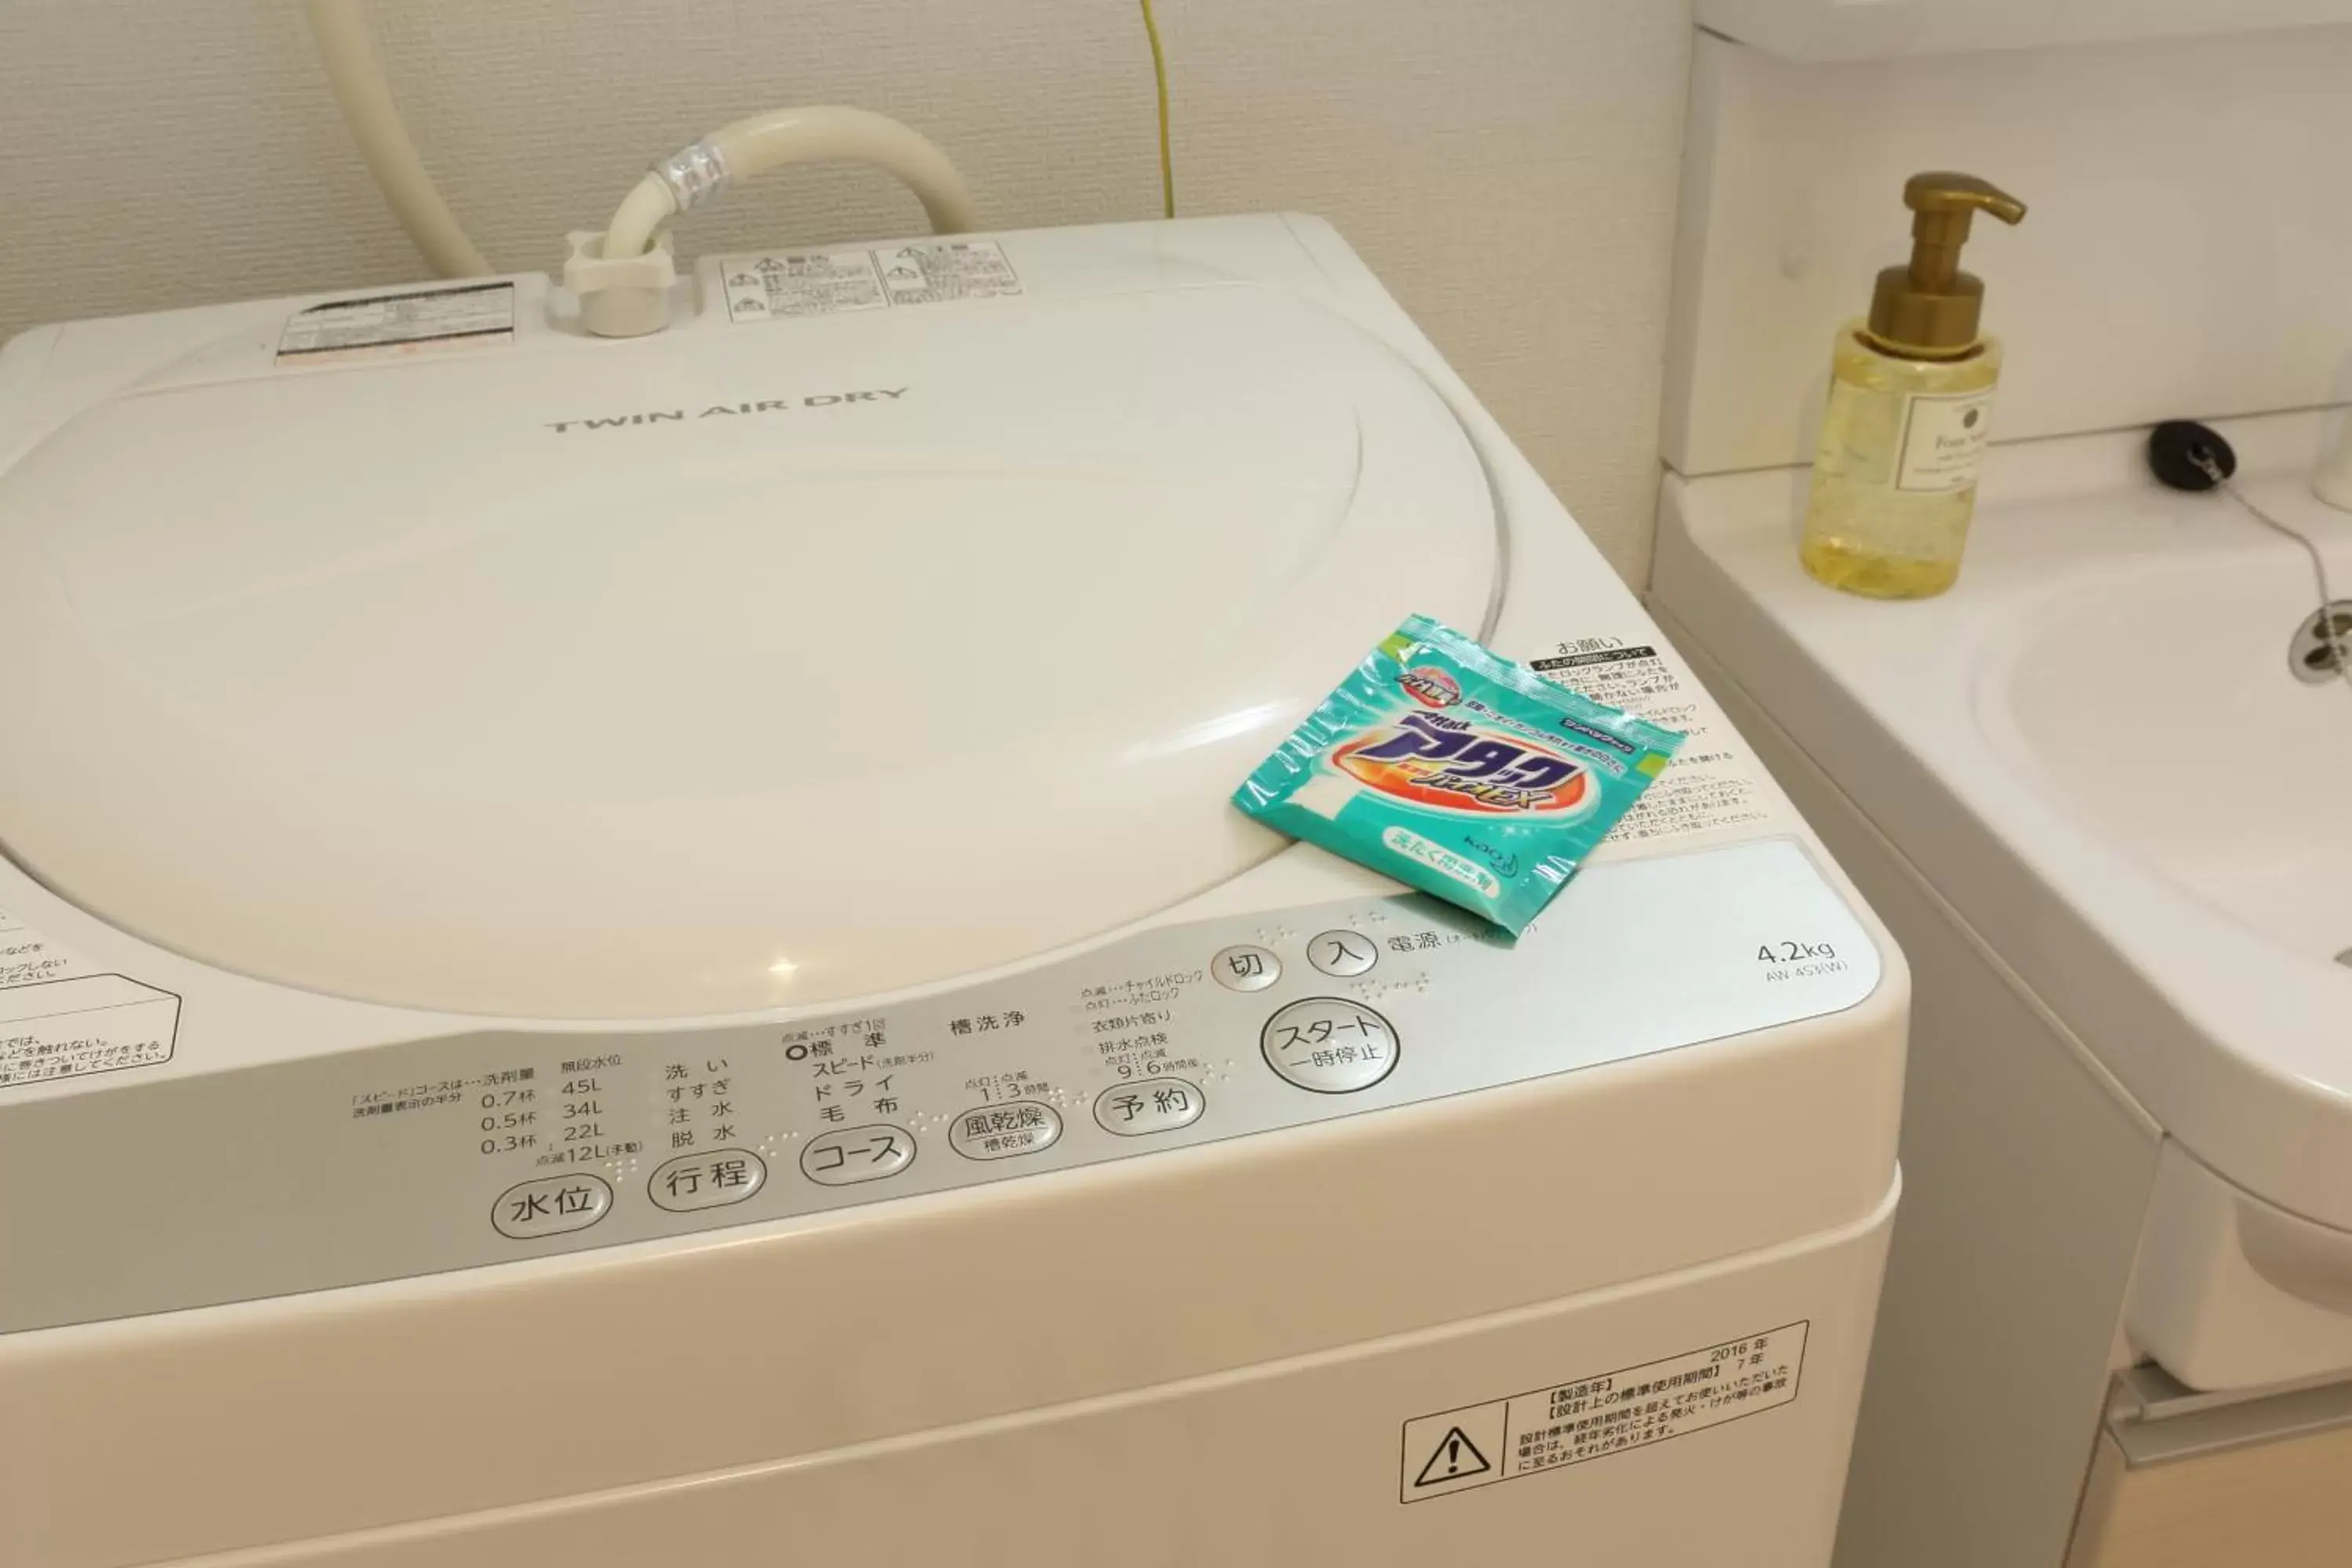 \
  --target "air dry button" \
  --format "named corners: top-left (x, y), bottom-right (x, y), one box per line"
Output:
top-left (492, 1174), bottom-right (612, 1240)
top-left (801, 1125), bottom-right (915, 1187)
top-left (1211, 944), bottom-right (1281, 992)
top-left (1261, 998), bottom-right (1400, 1094)
top-left (1307, 930), bottom-right (1379, 977)
top-left (949, 1101), bottom-right (1063, 1161)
